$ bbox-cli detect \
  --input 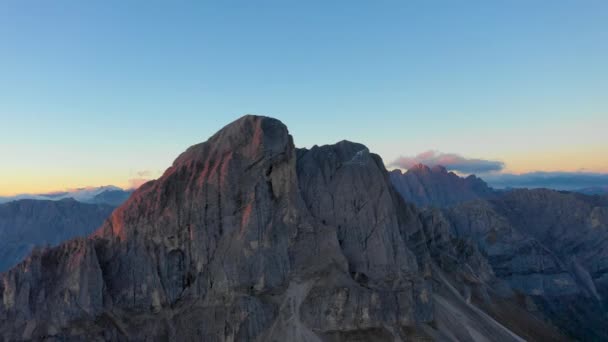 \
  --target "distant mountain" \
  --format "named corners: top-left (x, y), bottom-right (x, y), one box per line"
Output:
top-left (390, 163), bottom-right (496, 207)
top-left (91, 189), bottom-right (134, 206)
top-left (0, 198), bottom-right (115, 272)
top-left (440, 188), bottom-right (608, 340)
top-left (389, 162), bottom-right (608, 339)
top-left (574, 185), bottom-right (608, 195)
top-left (0, 186), bottom-right (133, 206)
top-left (482, 171), bottom-right (608, 191)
